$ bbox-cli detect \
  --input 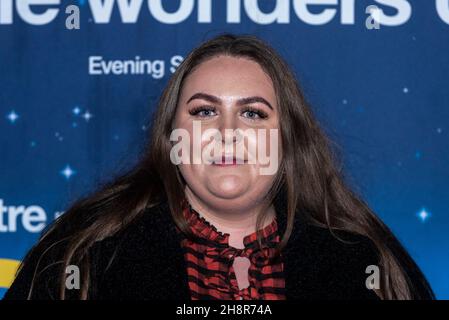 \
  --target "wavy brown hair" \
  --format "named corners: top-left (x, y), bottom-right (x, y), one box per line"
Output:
top-left (19, 33), bottom-right (433, 300)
